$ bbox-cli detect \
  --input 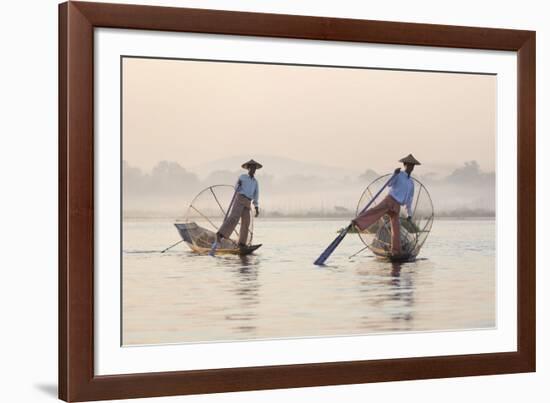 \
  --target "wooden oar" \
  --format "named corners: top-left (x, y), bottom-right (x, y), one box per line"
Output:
top-left (160, 239), bottom-right (184, 253)
top-left (313, 172), bottom-right (397, 266)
